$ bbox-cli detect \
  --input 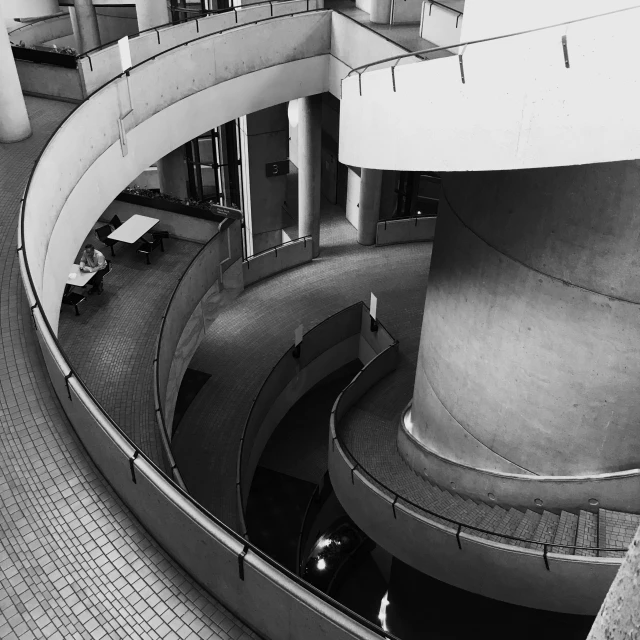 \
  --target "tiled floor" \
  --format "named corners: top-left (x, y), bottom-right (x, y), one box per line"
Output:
top-left (0, 97), bottom-right (256, 640)
top-left (171, 201), bottom-right (433, 529)
top-left (58, 236), bottom-right (202, 469)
